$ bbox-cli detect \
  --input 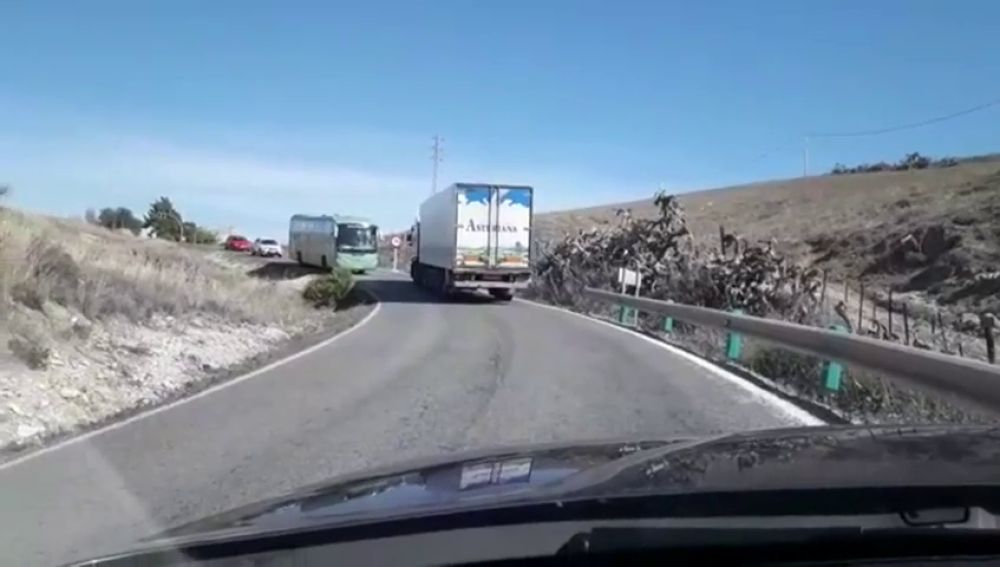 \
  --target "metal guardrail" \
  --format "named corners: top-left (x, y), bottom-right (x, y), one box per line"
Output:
top-left (583, 287), bottom-right (1000, 411)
